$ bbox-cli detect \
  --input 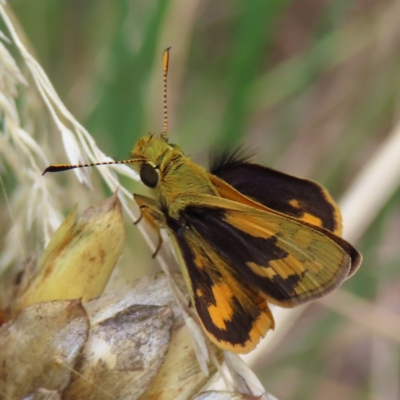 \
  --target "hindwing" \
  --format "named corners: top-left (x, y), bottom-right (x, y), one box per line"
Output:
top-left (165, 211), bottom-right (274, 353)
